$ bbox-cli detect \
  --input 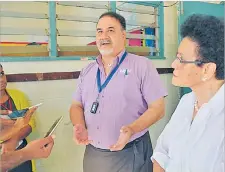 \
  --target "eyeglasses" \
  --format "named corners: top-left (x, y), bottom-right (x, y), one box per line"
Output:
top-left (0, 71), bottom-right (5, 77)
top-left (176, 56), bottom-right (206, 66)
